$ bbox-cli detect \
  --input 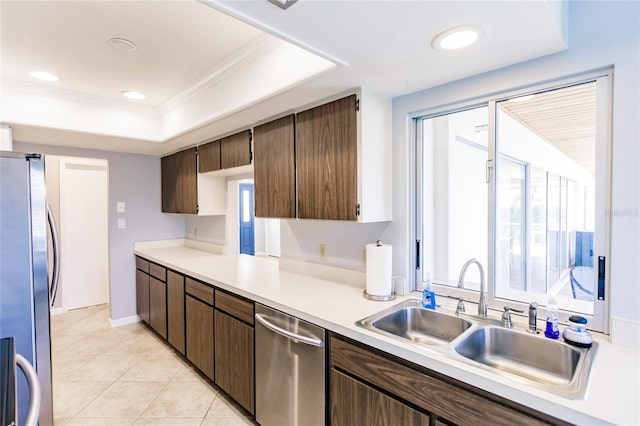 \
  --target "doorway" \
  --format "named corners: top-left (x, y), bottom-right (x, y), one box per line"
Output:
top-left (47, 156), bottom-right (110, 312)
top-left (239, 183), bottom-right (255, 255)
